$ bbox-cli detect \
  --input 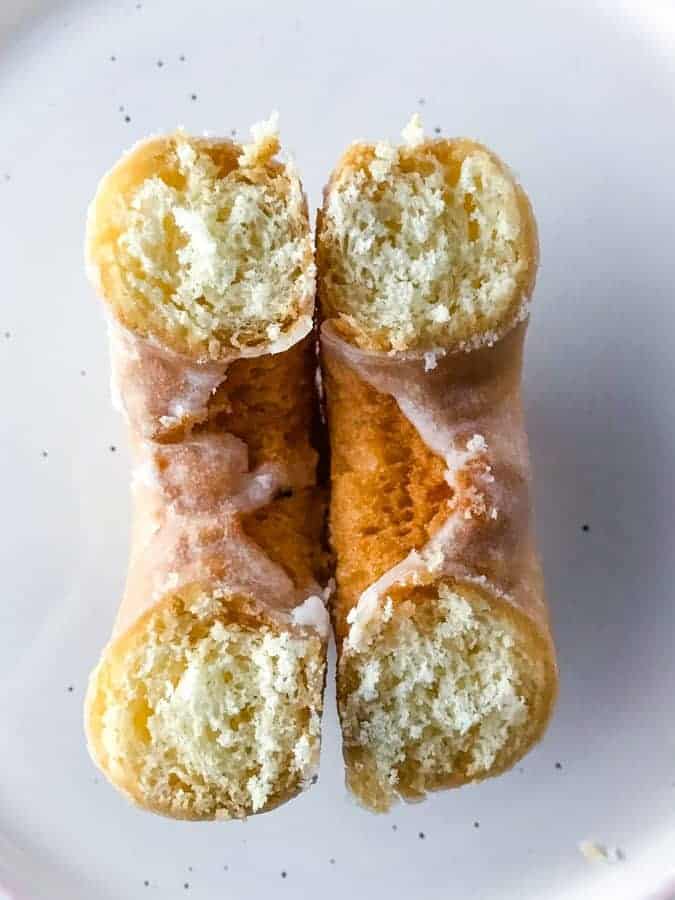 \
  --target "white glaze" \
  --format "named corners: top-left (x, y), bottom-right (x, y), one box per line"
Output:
top-left (321, 322), bottom-right (533, 651)
top-left (291, 594), bottom-right (330, 638)
top-left (107, 313), bottom-right (313, 439)
top-left (118, 425), bottom-right (325, 637)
